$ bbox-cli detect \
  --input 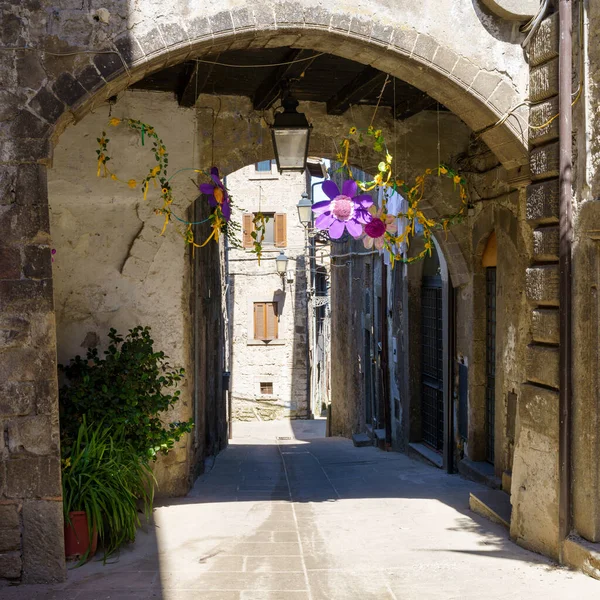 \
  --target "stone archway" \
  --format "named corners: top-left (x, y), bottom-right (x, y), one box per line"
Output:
top-left (0, 0), bottom-right (531, 584)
